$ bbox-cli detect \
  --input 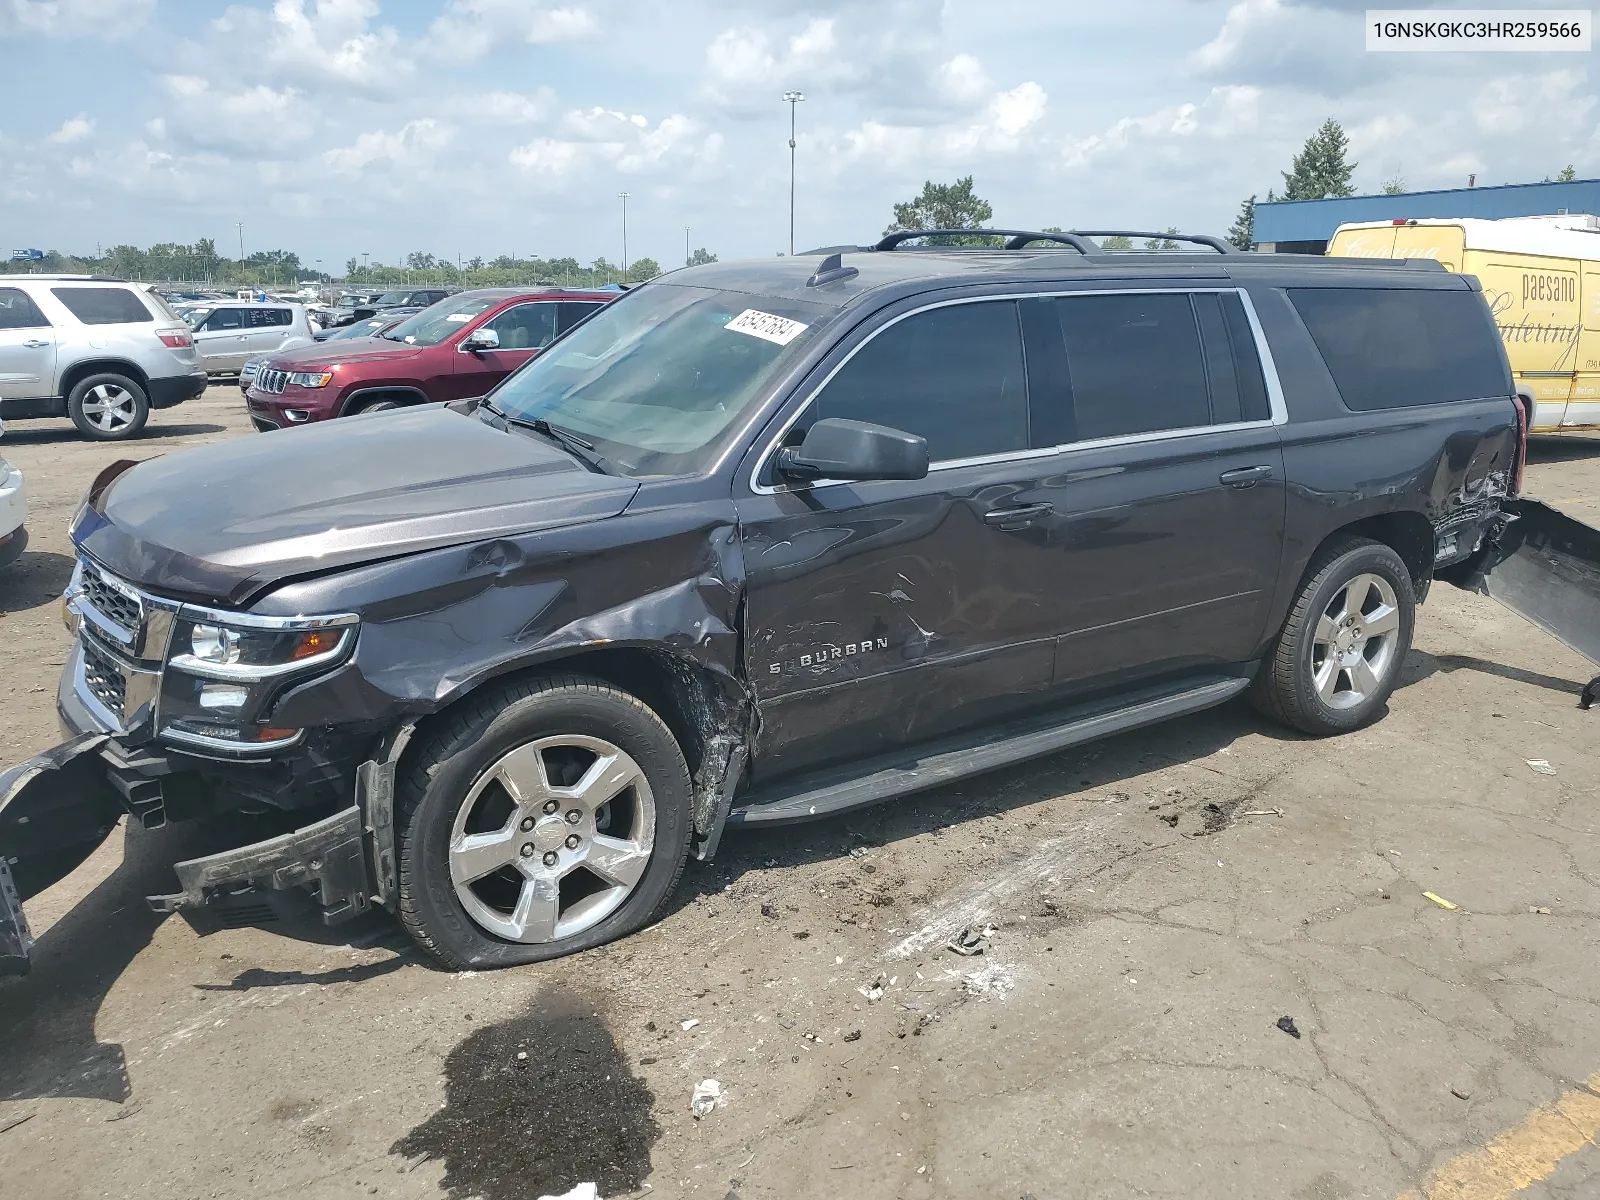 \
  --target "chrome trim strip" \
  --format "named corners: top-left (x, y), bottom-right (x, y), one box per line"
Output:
top-left (160, 725), bottom-right (305, 754)
top-left (69, 594), bottom-right (135, 649)
top-left (747, 287), bottom-right (1285, 496)
top-left (169, 627), bottom-right (353, 681)
top-left (176, 605), bottom-right (360, 631)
